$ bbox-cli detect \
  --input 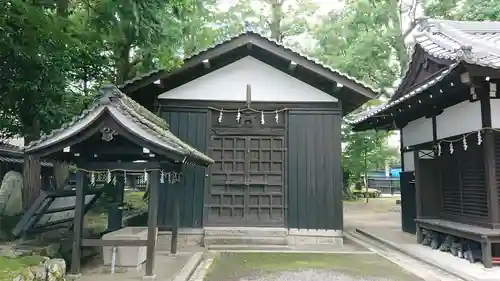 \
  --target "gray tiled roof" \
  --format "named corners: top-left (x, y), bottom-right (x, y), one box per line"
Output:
top-left (25, 85), bottom-right (214, 166)
top-left (0, 156), bottom-right (52, 167)
top-left (346, 63), bottom-right (459, 124)
top-left (119, 30), bottom-right (379, 96)
top-left (347, 18), bottom-right (500, 125)
top-left (0, 142), bottom-right (22, 156)
top-left (415, 18), bottom-right (500, 68)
